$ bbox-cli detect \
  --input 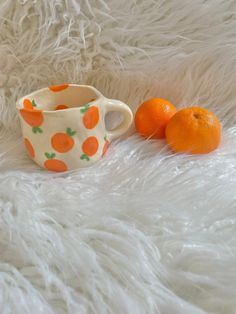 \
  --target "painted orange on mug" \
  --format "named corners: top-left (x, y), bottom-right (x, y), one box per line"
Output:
top-left (44, 153), bottom-right (68, 172)
top-left (20, 99), bottom-right (43, 133)
top-left (23, 99), bottom-right (34, 109)
top-left (48, 84), bottom-right (69, 92)
top-left (51, 128), bottom-right (76, 153)
top-left (102, 135), bottom-right (109, 157)
top-left (55, 104), bottom-right (69, 110)
top-left (20, 109), bottom-right (44, 133)
top-left (24, 138), bottom-right (35, 158)
top-left (81, 105), bottom-right (99, 129)
top-left (80, 136), bottom-right (99, 161)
